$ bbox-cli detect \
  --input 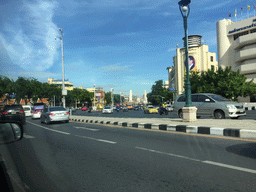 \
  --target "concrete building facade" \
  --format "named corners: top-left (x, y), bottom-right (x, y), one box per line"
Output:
top-left (170, 35), bottom-right (218, 97)
top-left (217, 16), bottom-right (256, 83)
